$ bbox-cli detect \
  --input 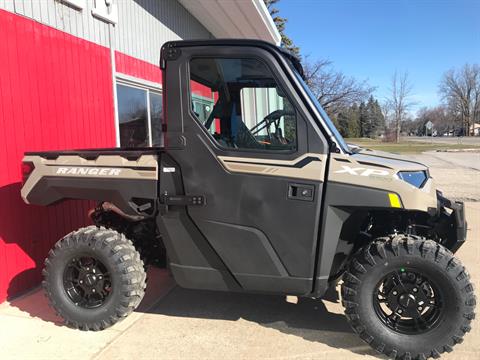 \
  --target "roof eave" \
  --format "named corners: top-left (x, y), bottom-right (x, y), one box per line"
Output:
top-left (177, 0), bottom-right (281, 46)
